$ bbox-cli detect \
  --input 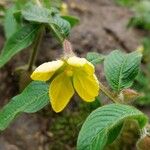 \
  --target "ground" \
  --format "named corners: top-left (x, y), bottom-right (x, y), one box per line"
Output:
top-left (0, 0), bottom-right (149, 150)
